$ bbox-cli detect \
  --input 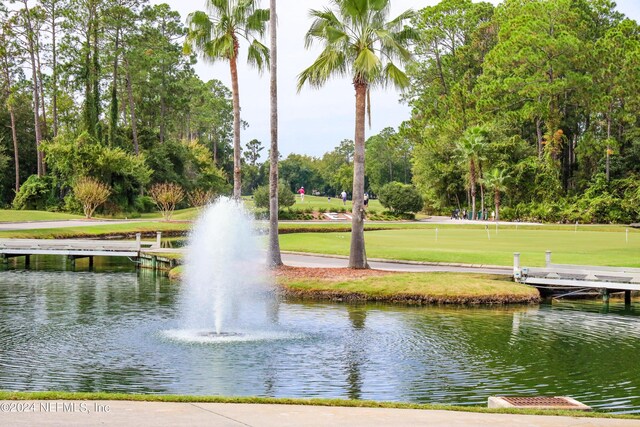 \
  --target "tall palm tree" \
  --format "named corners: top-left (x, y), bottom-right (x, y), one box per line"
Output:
top-left (267, 0), bottom-right (282, 266)
top-left (298, 0), bottom-right (416, 269)
top-left (484, 167), bottom-right (509, 222)
top-left (456, 126), bottom-right (486, 220)
top-left (184, 0), bottom-right (269, 200)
